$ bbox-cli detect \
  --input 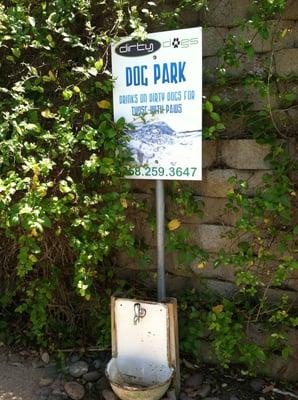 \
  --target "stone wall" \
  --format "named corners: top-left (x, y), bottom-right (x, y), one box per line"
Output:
top-left (195, 0), bottom-right (298, 137)
top-left (115, 139), bottom-right (297, 304)
top-left (114, 0), bottom-right (298, 379)
top-left (113, 0), bottom-right (298, 301)
top-left (113, 137), bottom-right (297, 381)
